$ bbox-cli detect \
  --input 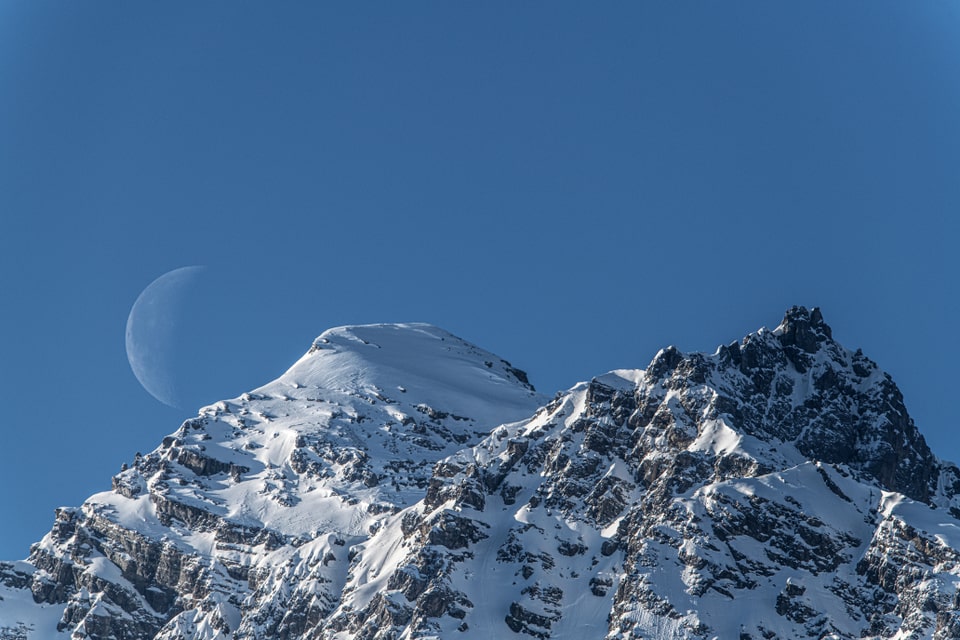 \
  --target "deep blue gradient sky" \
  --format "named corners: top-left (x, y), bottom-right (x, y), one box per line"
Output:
top-left (2, 3), bottom-right (958, 559)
